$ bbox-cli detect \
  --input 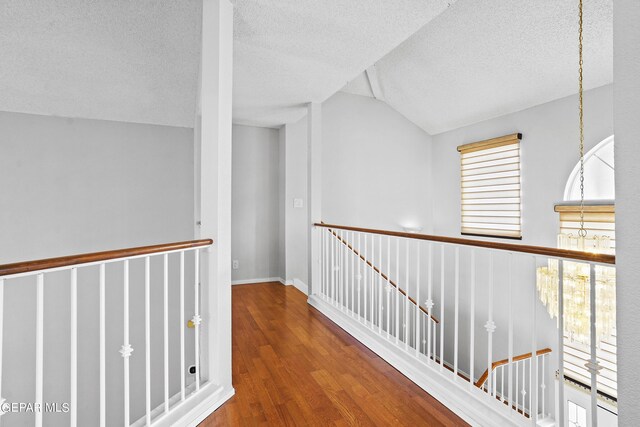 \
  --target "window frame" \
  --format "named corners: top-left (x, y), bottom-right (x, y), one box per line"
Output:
top-left (458, 133), bottom-right (523, 240)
